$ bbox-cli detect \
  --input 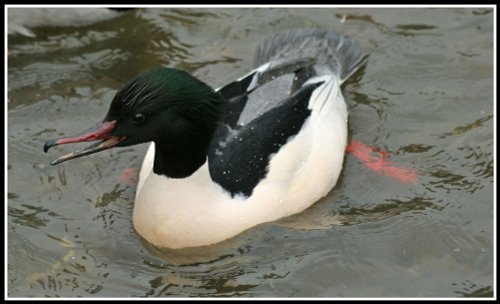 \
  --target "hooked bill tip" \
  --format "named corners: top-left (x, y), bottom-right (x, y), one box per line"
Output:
top-left (43, 140), bottom-right (57, 153)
